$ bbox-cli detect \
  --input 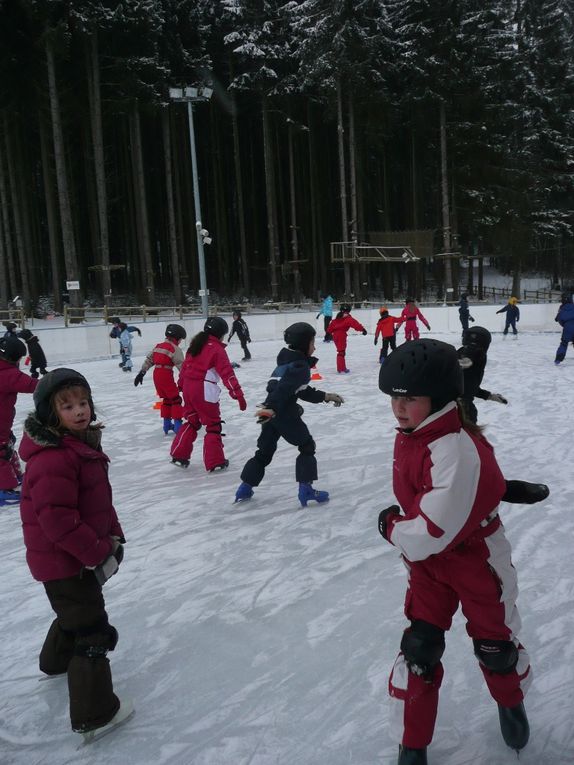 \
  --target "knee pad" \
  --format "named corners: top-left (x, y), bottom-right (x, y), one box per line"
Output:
top-left (473, 639), bottom-right (518, 674)
top-left (299, 438), bottom-right (316, 457)
top-left (74, 623), bottom-right (118, 659)
top-left (401, 620), bottom-right (445, 676)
